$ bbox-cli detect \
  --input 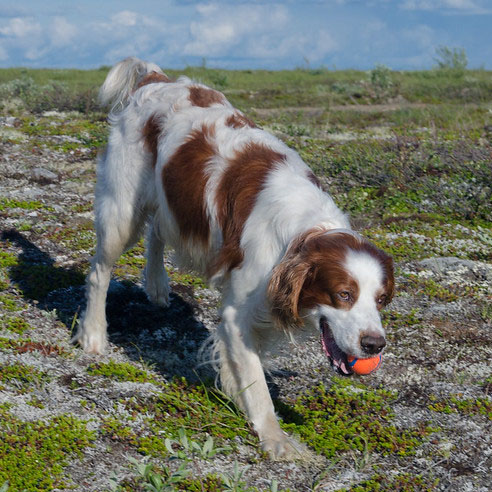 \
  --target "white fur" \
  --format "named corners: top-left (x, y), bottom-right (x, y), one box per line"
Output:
top-left (73, 58), bottom-right (390, 460)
